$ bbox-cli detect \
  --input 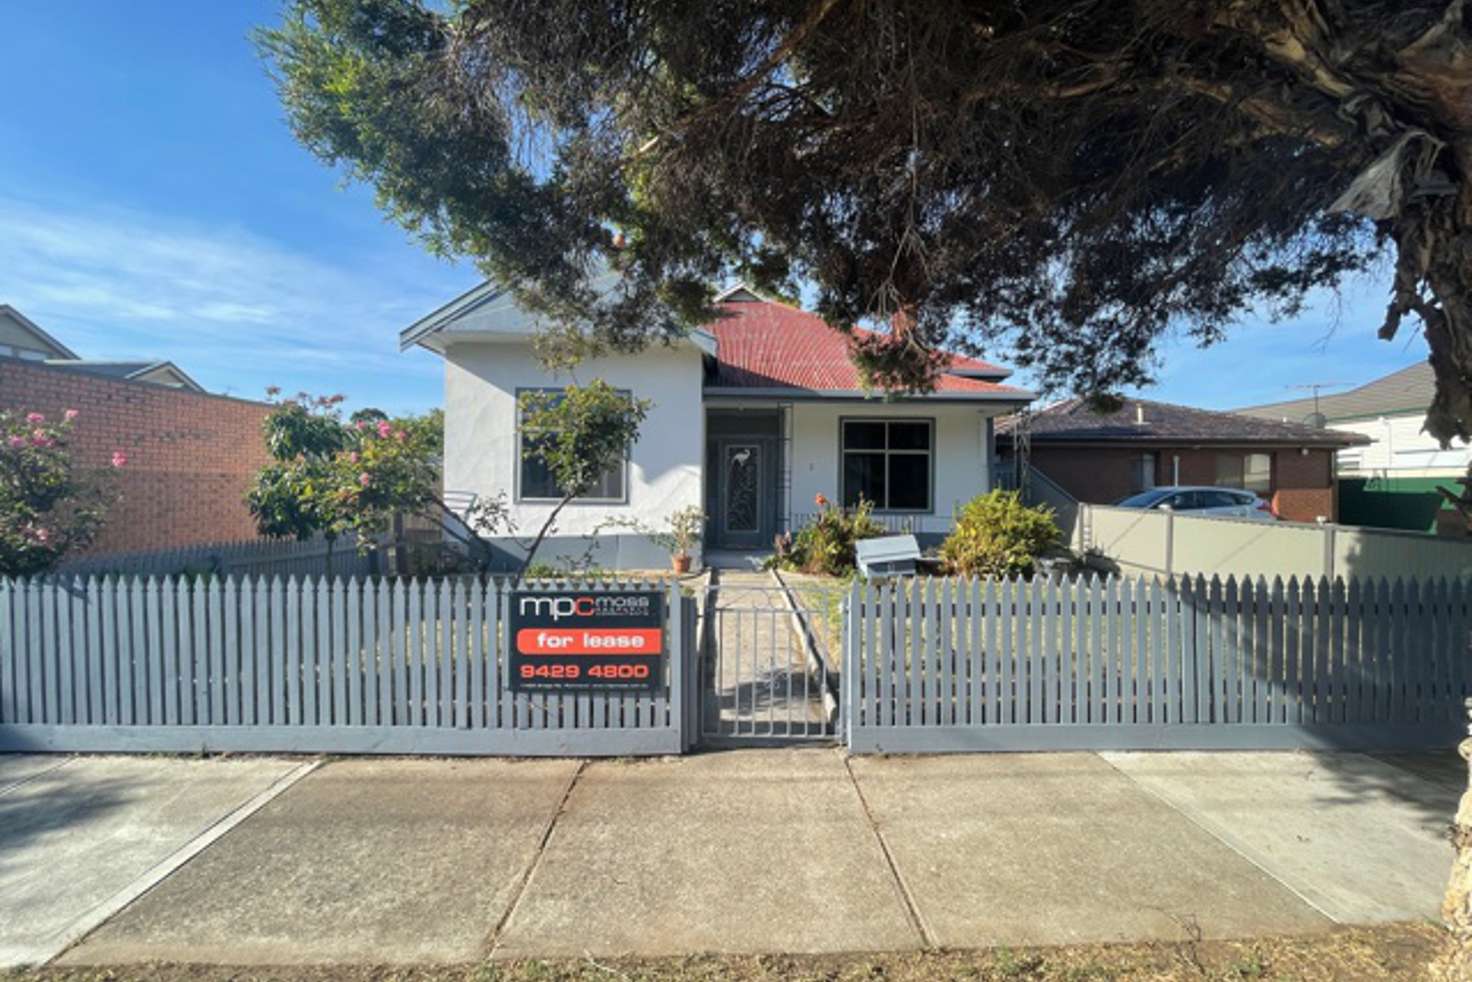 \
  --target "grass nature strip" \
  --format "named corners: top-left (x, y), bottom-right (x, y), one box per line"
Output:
top-left (1, 922), bottom-right (1450, 982)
